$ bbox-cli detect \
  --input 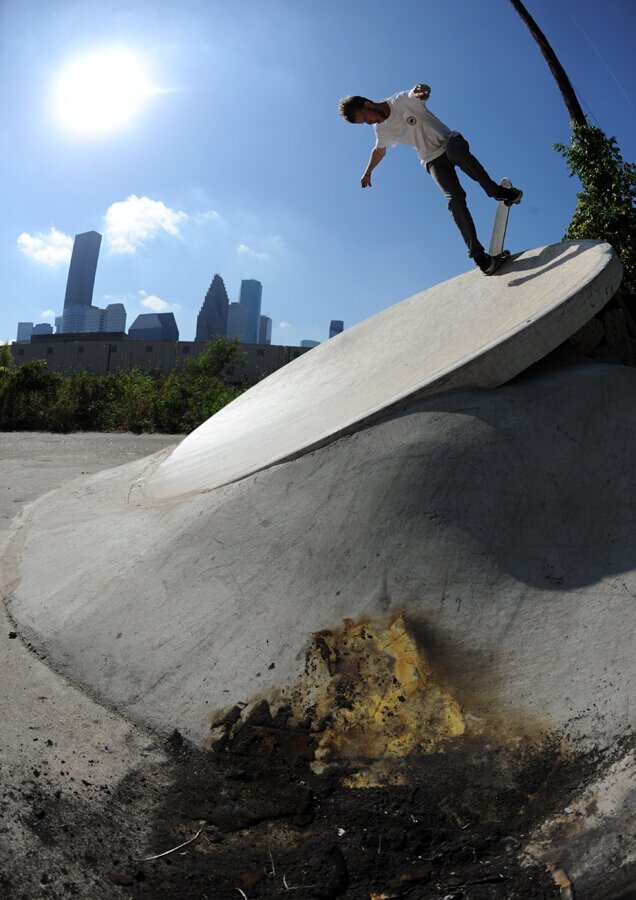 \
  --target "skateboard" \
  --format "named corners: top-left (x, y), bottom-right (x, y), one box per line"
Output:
top-left (488, 177), bottom-right (512, 260)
